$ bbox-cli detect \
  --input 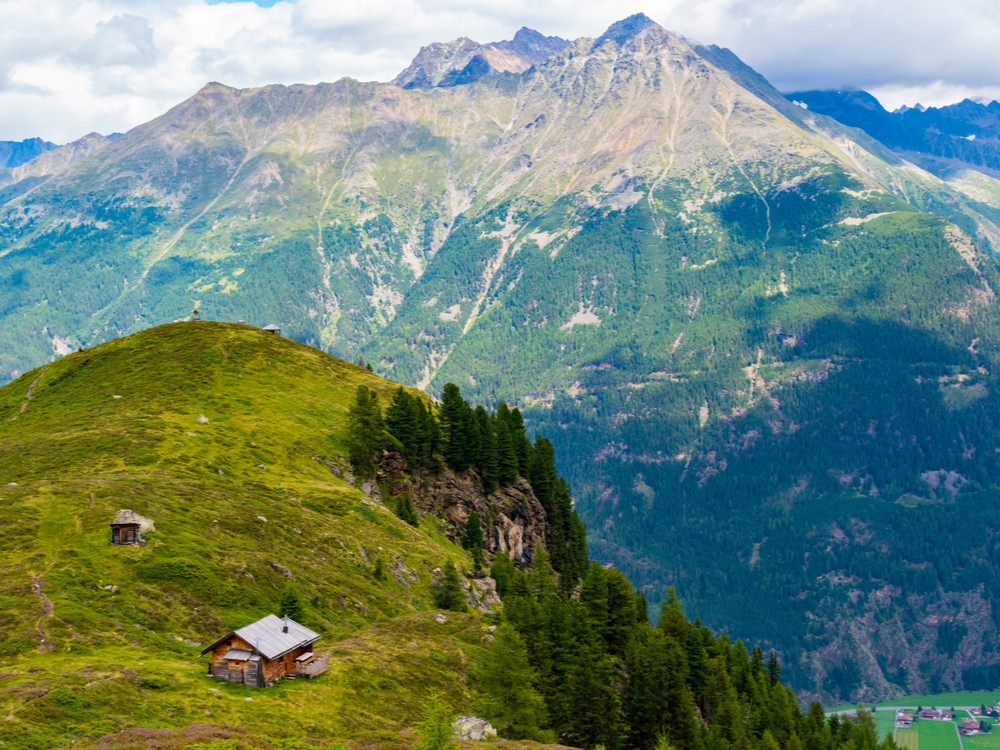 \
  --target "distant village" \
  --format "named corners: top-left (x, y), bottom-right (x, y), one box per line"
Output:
top-left (895, 705), bottom-right (999, 736)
